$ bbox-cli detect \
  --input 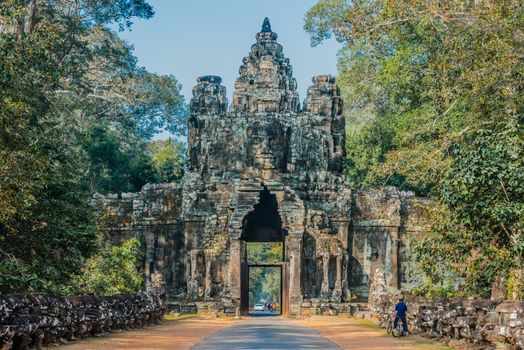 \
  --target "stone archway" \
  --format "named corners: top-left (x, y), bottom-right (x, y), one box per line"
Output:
top-left (238, 187), bottom-right (289, 316)
top-left (228, 183), bottom-right (304, 317)
top-left (240, 187), bottom-right (286, 243)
